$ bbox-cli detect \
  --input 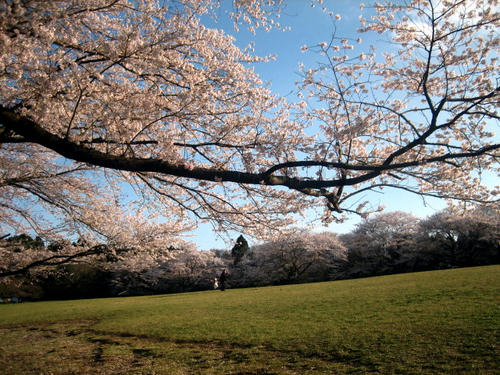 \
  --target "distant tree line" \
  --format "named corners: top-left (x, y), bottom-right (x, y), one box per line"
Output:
top-left (1, 208), bottom-right (498, 301)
